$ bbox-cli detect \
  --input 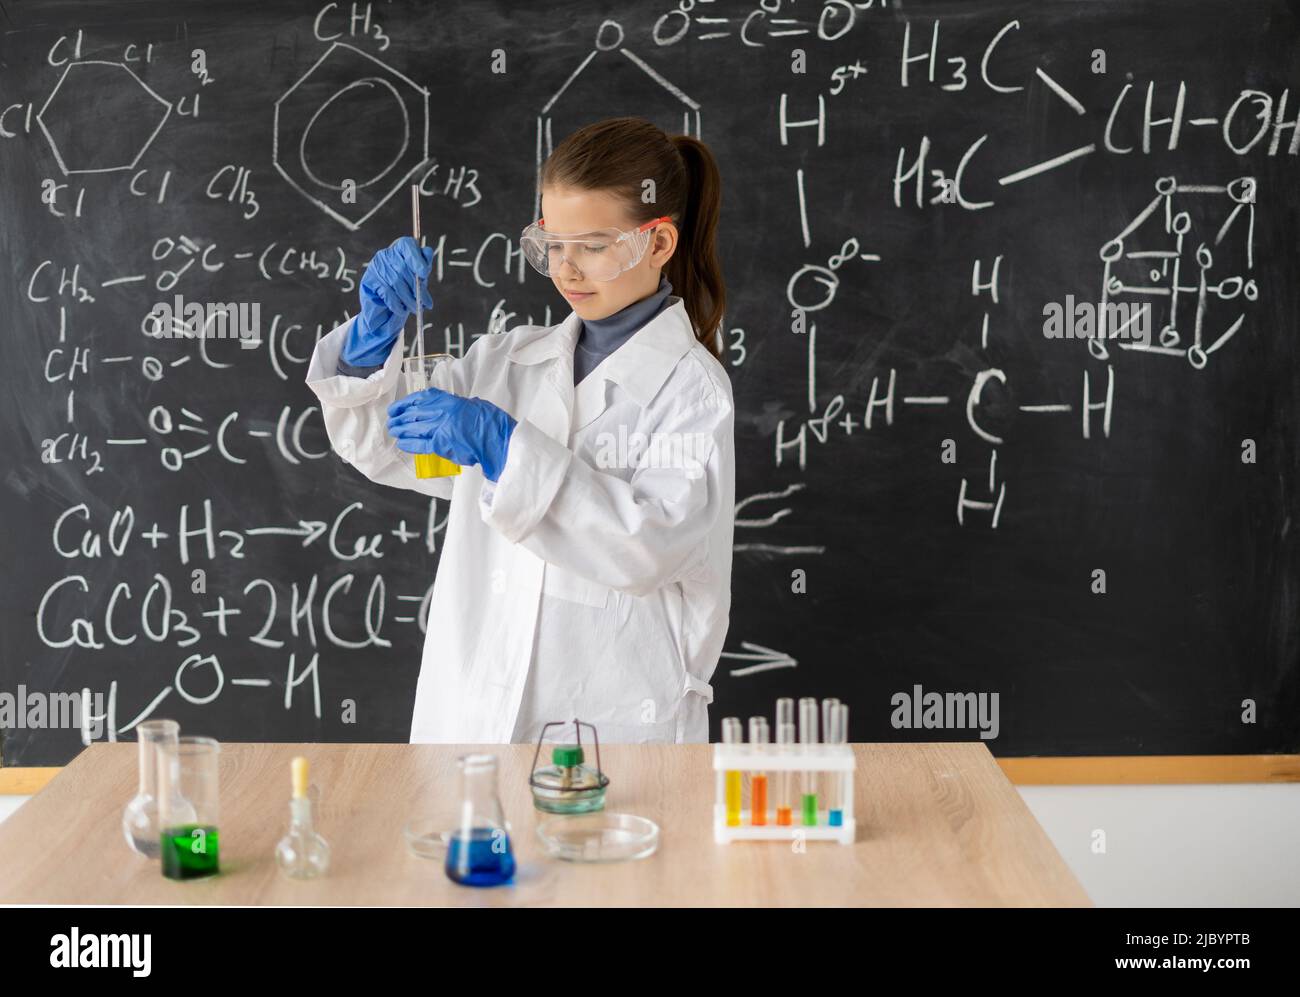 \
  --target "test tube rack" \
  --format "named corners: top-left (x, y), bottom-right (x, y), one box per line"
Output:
top-left (712, 743), bottom-right (856, 845)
